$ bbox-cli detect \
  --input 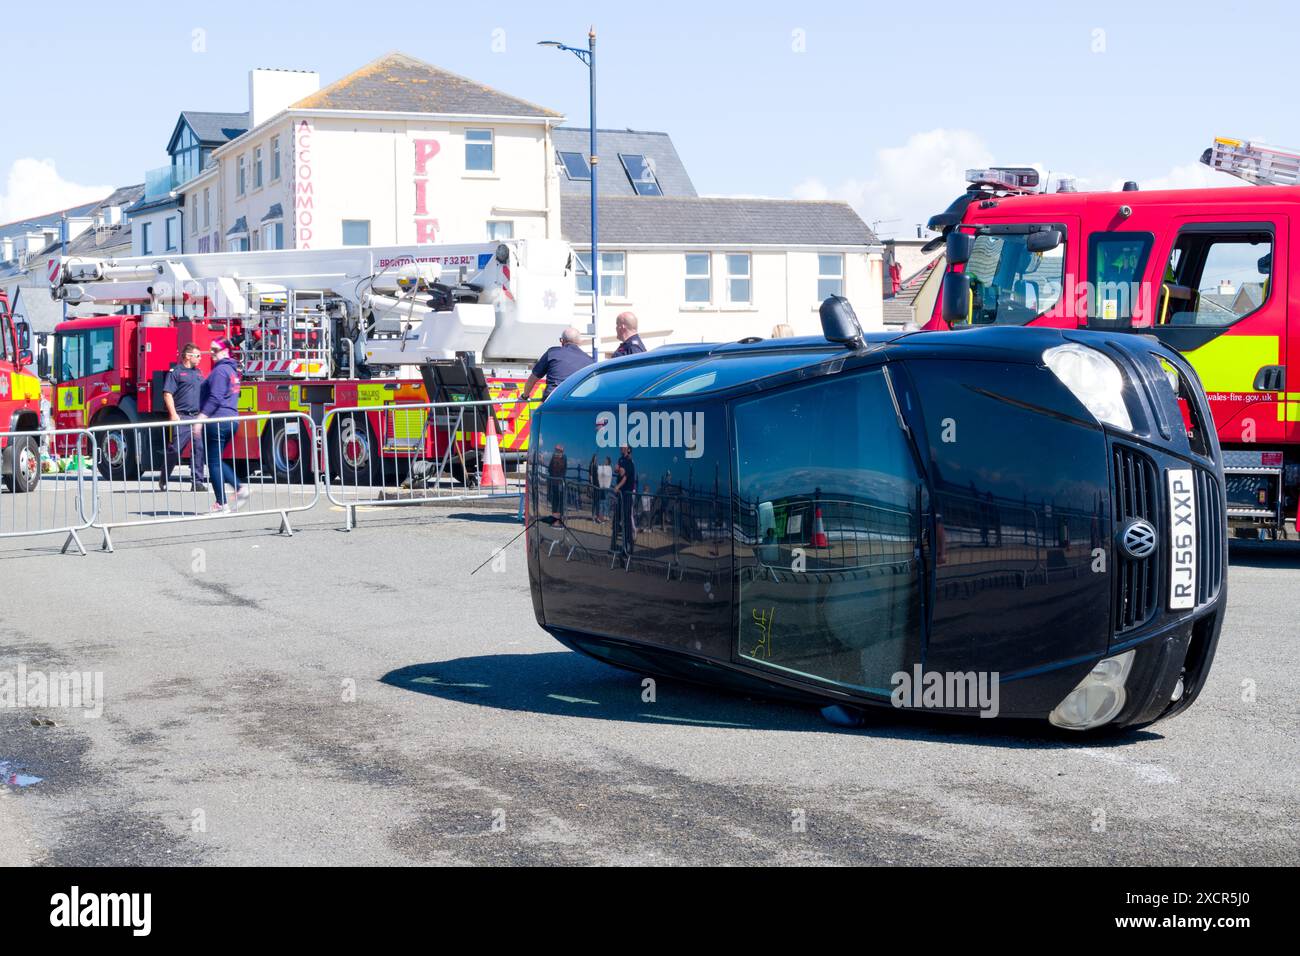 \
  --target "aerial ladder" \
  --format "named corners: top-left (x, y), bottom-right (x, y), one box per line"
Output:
top-left (1200, 136), bottom-right (1300, 187)
top-left (52, 238), bottom-right (577, 381)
